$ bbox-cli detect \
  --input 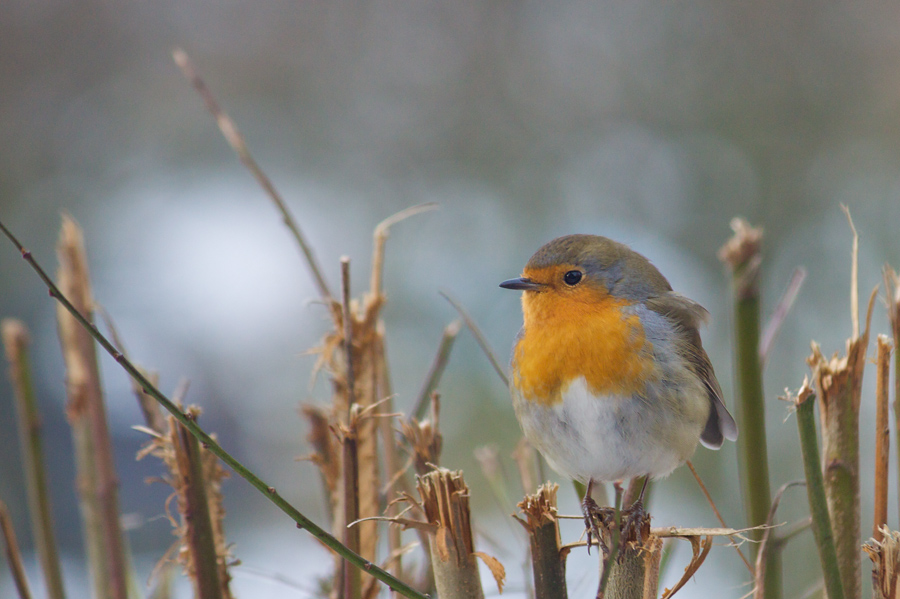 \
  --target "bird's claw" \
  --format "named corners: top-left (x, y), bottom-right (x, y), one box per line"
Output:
top-left (581, 496), bottom-right (615, 556)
